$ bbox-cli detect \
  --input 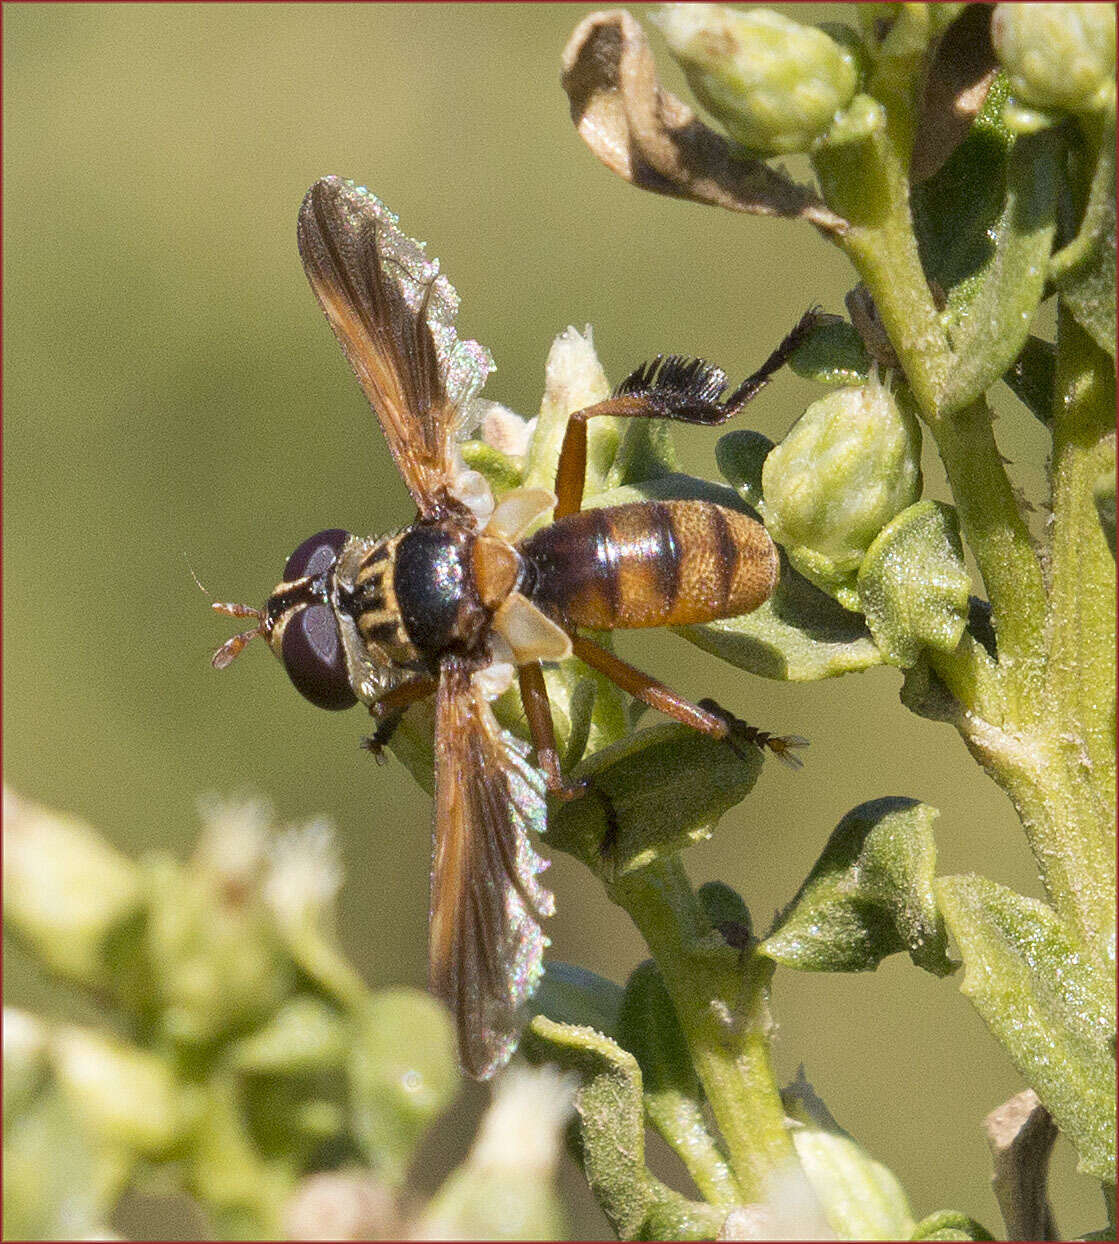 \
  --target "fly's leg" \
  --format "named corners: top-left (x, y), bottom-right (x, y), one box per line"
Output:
top-left (553, 308), bottom-right (821, 518)
top-left (517, 661), bottom-right (587, 800)
top-left (360, 676), bottom-right (438, 760)
top-left (518, 660), bottom-right (624, 869)
top-left (570, 635), bottom-right (807, 765)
